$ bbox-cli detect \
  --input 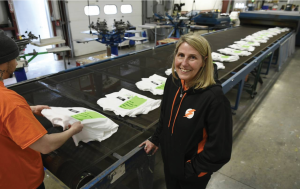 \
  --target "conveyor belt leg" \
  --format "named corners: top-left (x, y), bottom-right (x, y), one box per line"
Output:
top-left (232, 79), bottom-right (245, 110)
top-left (262, 52), bottom-right (274, 75)
top-left (136, 155), bottom-right (155, 189)
top-left (248, 61), bottom-right (264, 99)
